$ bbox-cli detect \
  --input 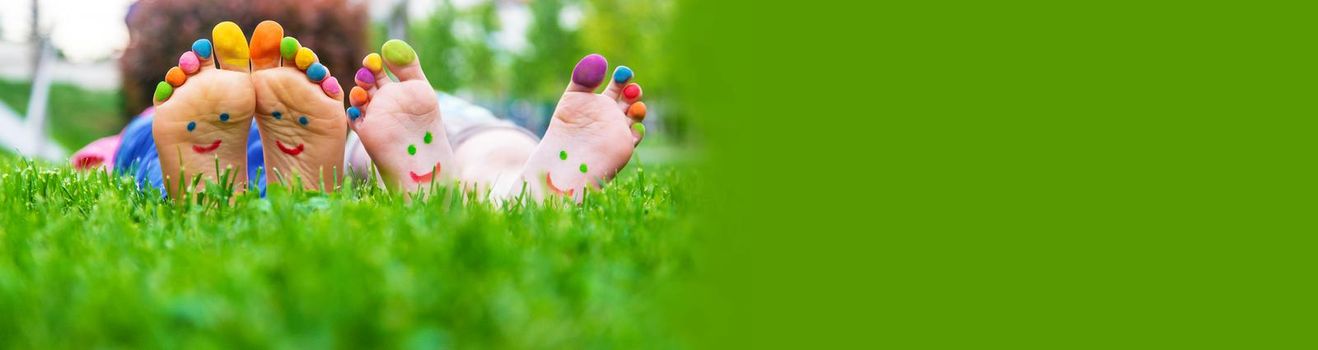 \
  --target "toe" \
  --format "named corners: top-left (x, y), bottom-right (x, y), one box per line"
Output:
top-left (306, 62), bottom-right (329, 82)
top-left (294, 47), bottom-right (318, 70)
top-left (567, 54), bottom-right (608, 93)
top-left (631, 122), bottom-right (646, 146)
top-left (354, 67), bottom-right (377, 88)
top-left (346, 106), bottom-right (362, 124)
top-left (153, 81), bottom-right (173, 105)
top-left (603, 65), bottom-right (633, 99)
top-left (165, 67), bottom-right (186, 87)
top-left (381, 39), bottom-right (426, 81)
top-left (191, 39), bottom-right (213, 62)
top-left (349, 86), bottom-right (370, 107)
top-left (249, 20), bottom-right (284, 70)
top-left (621, 83), bottom-right (643, 103)
top-left (626, 101), bottom-right (647, 122)
top-left (211, 21), bottom-right (251, 72)
top-left (179, 51), bottom-right (203, 74)
top-left (280, 37), bottom-right (300, 64)
top-left (321, 76), bottom-right (344, 100)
